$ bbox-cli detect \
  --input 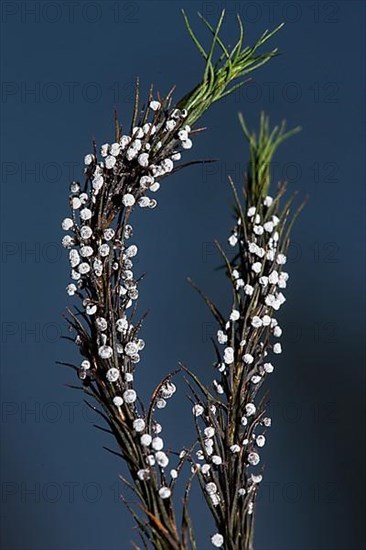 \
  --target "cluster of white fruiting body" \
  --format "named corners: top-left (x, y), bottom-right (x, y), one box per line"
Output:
top-left (61, 100), bottom-right (194, 500)
top-left (134, 378), bottom-right (180, 500)
top-left (191, 193), bottom-right (290, 546)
